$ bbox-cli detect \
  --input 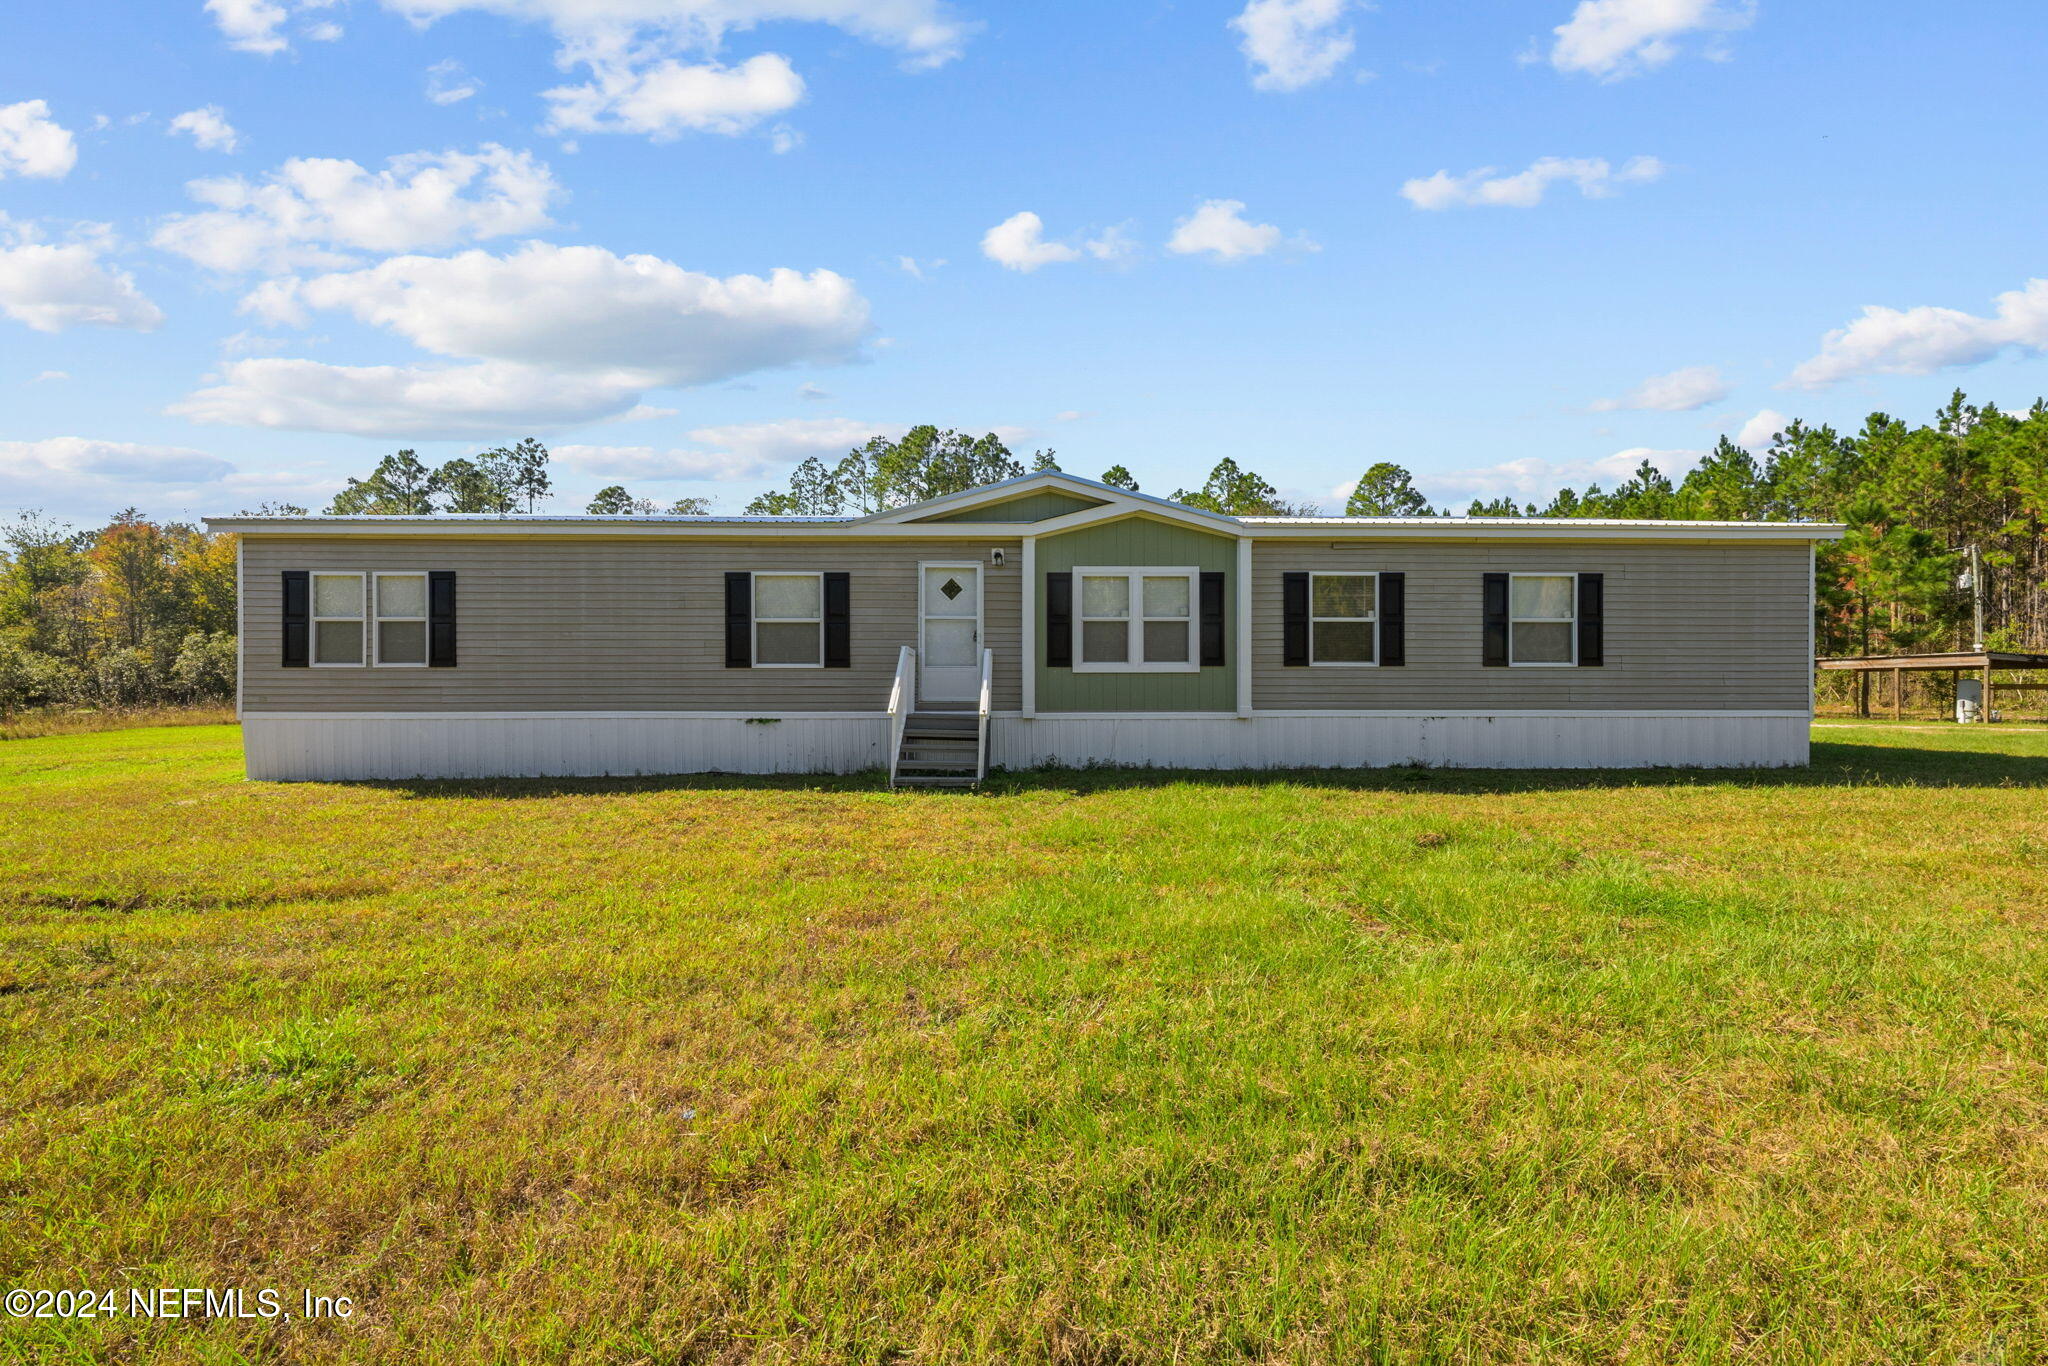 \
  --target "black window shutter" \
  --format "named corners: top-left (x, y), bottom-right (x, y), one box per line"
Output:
top-left (427, 571), bottom-right (457, 667)
top-left (1199, 571), bottom-right (1226, 667)
top-left (281, 570), bottom-right (309, 668)
top-left (1577, 572), bottom-right (1604, 667)
top-left (823, 572), bottom-right (851, 668)
top-left (724, 572), bottom-right (752, 668)
top-left (1379, 571), bottom-right (1406, 667)
top-left (1282, 572), bottom-right (1309, 666)
top-left (1482, 572), bottom-right (1509, 667)
top-left (1045, 572), bottom-right (1073, 668)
